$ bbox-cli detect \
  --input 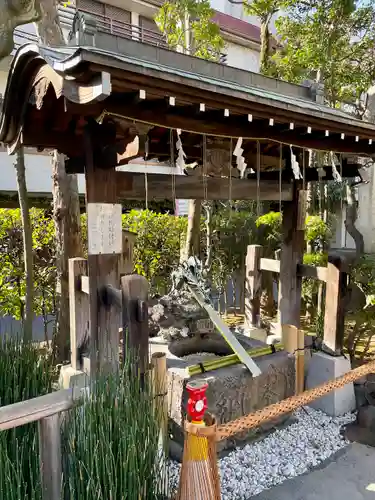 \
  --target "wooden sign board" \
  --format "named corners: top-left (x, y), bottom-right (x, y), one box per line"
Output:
top-left (87, 203), bottom-right (123, 255)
